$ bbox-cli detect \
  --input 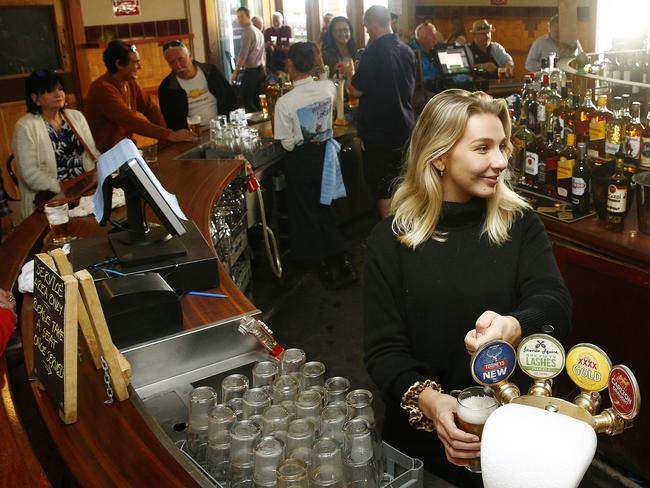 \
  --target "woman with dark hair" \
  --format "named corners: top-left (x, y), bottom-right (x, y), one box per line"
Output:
top-left (12, 70), bottom-right (98, 222)
top-left (322, 16), bottom-right (358, 77)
